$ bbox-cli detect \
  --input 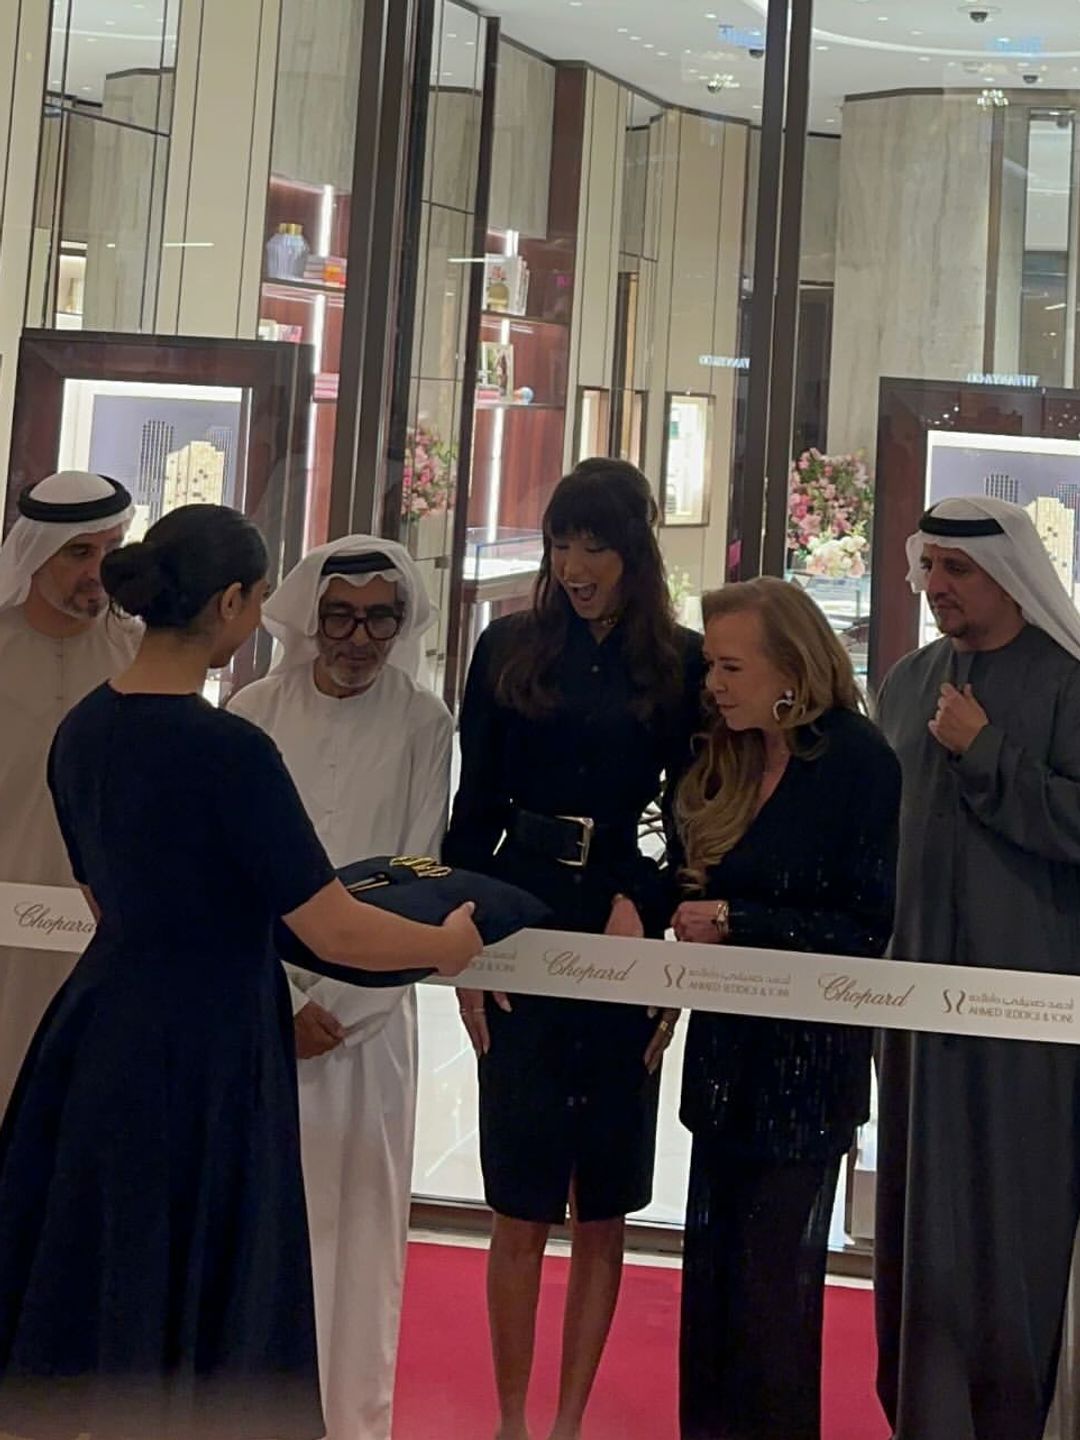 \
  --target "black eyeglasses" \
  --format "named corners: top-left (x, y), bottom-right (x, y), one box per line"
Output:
top-left (318, 605), bottom-right (405, 643)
